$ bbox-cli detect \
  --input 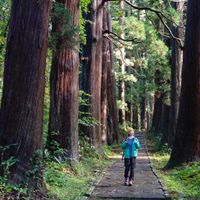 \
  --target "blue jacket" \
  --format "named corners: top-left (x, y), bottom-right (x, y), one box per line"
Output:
top-left (121, 137), bottom-right (141, 158)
